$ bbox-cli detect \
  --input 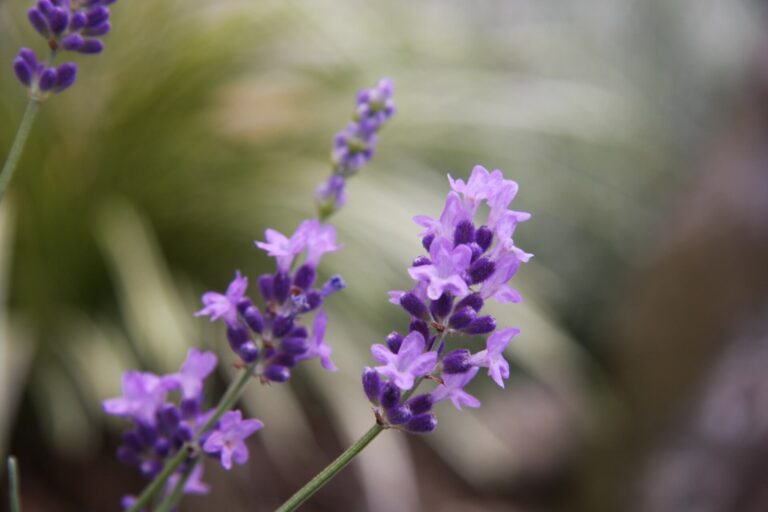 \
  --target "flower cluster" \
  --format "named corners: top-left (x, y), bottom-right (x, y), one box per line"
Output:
top-left (13, 0), bottom-right (119, 95)
top-left (316, 78), bottom-right (395, 216)
top-left (103, 349), bottom-right (263, 508)
top-left (196, 219), bottom-right (343, 382)
top-left (362, 165), bottom-right (532, 433)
